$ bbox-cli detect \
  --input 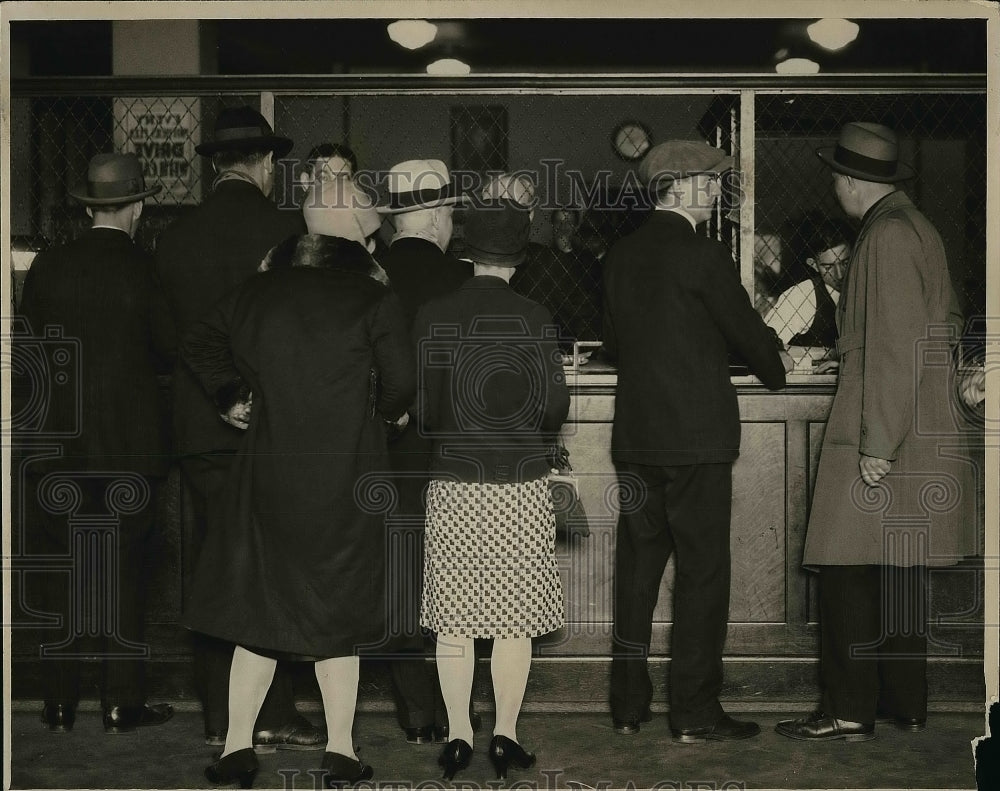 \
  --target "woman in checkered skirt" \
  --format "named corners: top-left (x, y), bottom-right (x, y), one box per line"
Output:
top-left (410, 197), bottom-right (570, 781)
